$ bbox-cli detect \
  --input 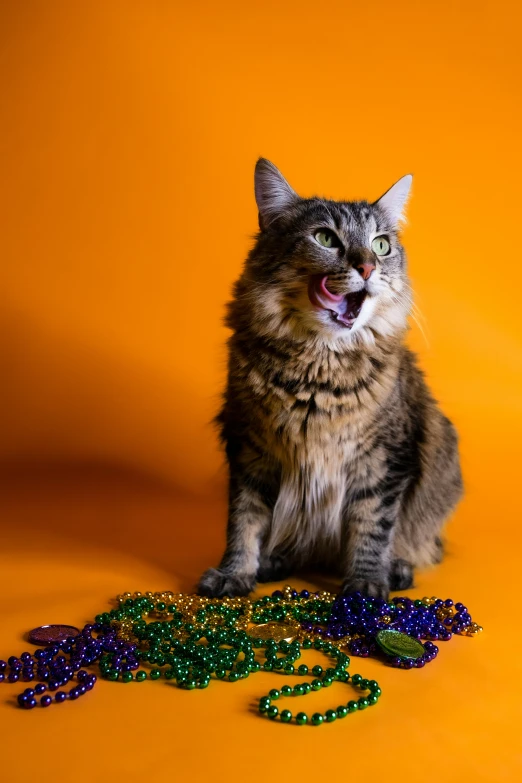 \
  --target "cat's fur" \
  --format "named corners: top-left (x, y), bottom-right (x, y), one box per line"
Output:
top-left (198, 159), bottom-right (462, 599)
